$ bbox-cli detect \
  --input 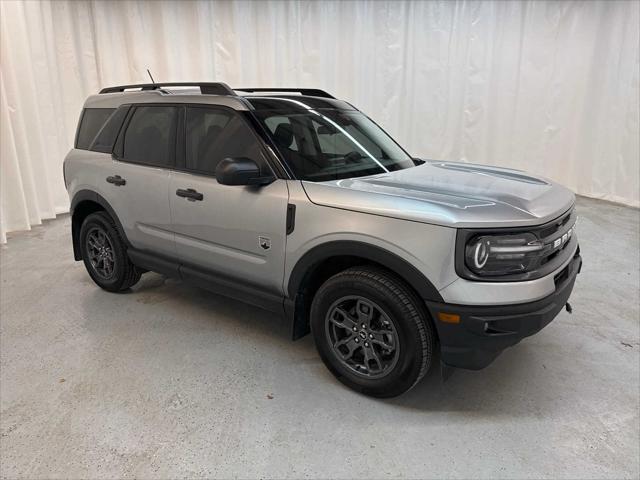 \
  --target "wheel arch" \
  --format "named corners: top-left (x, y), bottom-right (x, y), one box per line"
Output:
top-left (70, 190), bottom-right (129, 261)
top-left (286, 241), bottom-right (444, 339)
